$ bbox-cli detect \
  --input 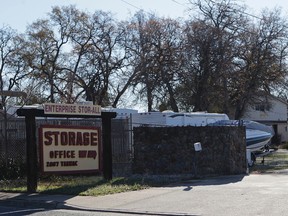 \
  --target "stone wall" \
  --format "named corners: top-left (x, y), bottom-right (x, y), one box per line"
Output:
top-left (132, 126), bottom-right (247, 176)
